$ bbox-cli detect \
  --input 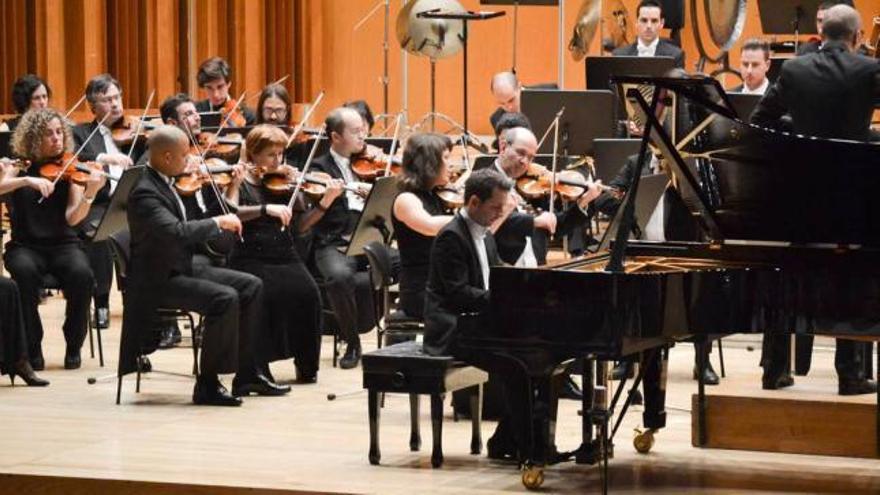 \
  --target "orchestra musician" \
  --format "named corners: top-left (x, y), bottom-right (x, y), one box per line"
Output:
top-left (195, 57), bottom-right (256, 127)
top-left (225, 124), bottom-right (323, 384)
top-left (343, 100), bottom-right (376, 136)
top-left (751, 4), bottom-right (880, 395)
top-left (122, 125), bottom-right (288, 406)
top-left (612, 0), bottom-right (685, 69)
top-left (391, 133), bottom-right (455, 319)
top-left (490, 111), bottom-right (532, 153)
top-left (297, 106), bottom-right (374, 370)
top-left (255, 83), bottom-right (291, 126)
top-left (73, 74), bottom-right (140, 330)
top-left (1, 108), bottom-right (106, 371)
top-left (423, 168), bottom-right (535, 461)
top-left (2, 74), bottom-right (51, 132)
top-left (730, 39), bottom-right (772, 95)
